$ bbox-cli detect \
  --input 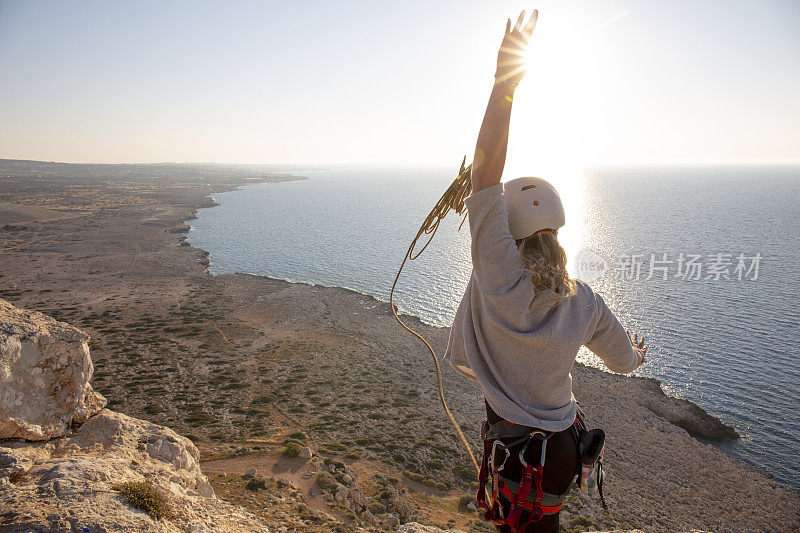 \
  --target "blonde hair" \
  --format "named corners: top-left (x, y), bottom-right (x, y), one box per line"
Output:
top-left (516, 232), bottom-right (576, 304)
